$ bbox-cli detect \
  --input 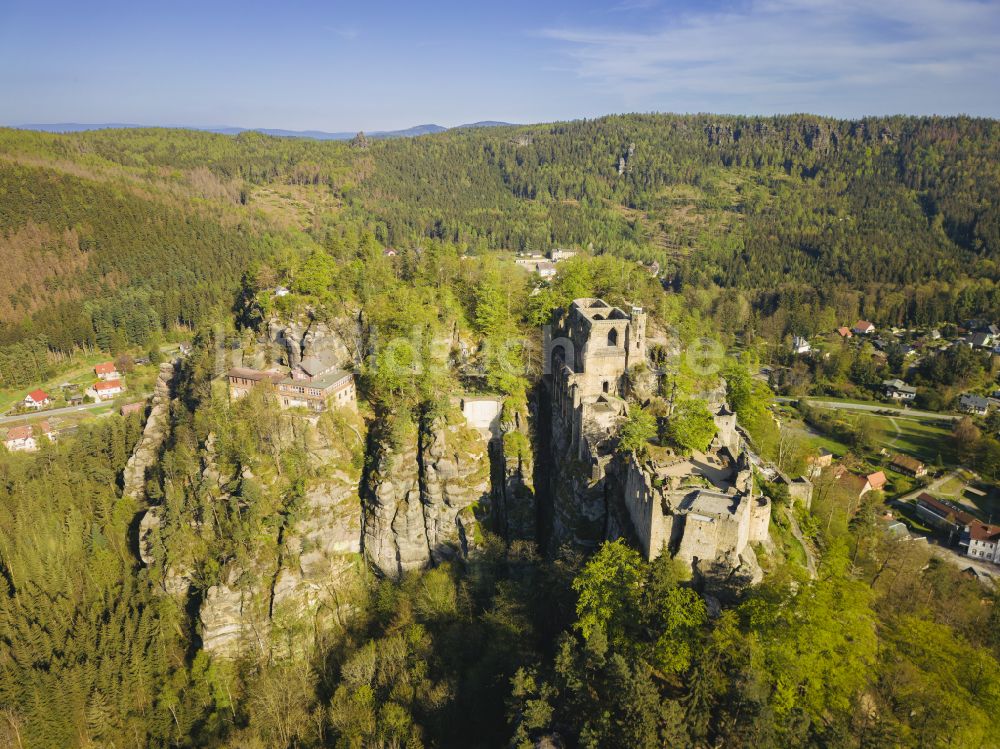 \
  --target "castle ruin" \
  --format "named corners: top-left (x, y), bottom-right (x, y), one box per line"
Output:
top-left (545, 298), bottom-right (770, 582)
